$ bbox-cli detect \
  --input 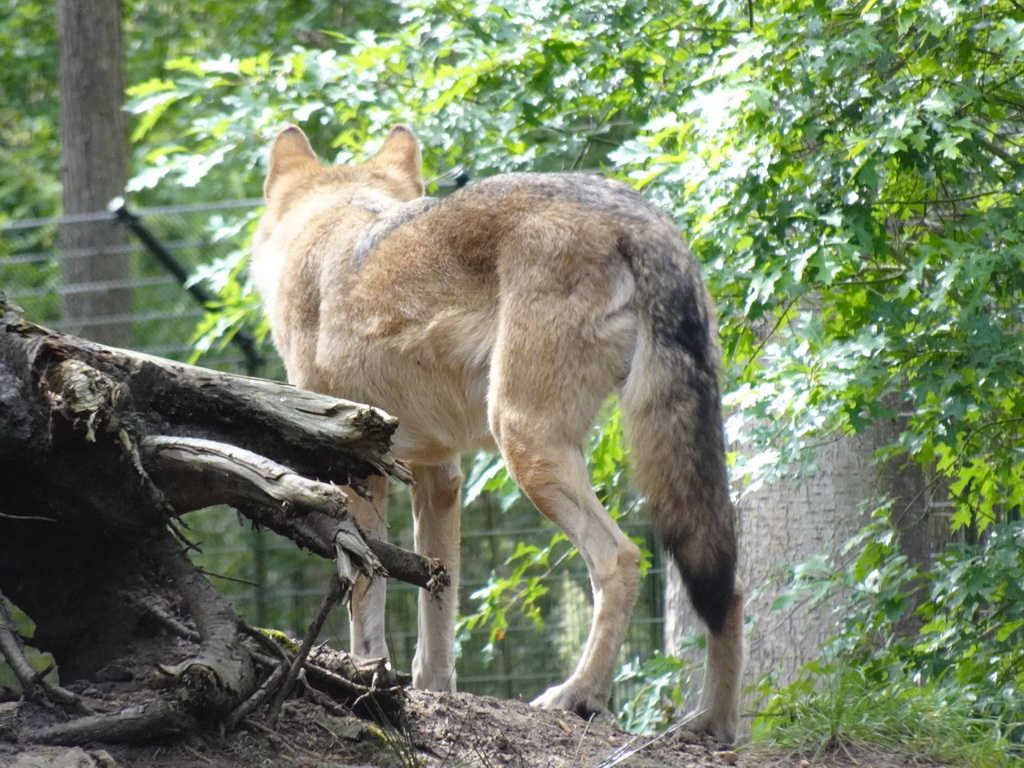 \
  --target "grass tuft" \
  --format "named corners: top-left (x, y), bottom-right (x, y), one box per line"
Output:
top-left (751, 660), bottom-right (1018, 768)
